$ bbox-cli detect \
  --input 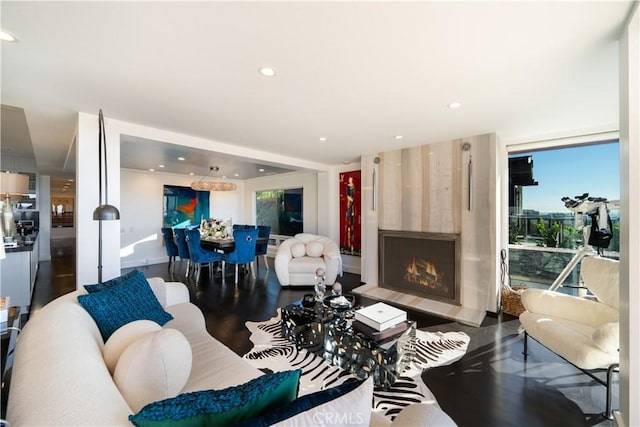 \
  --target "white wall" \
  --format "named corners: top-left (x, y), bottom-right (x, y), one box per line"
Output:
top-left (618, 3), bottom-right (639, 425)
top-left (119, 169), bottom-right (243, 268)
top-left (37, 175), bottom-right (51, 261)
